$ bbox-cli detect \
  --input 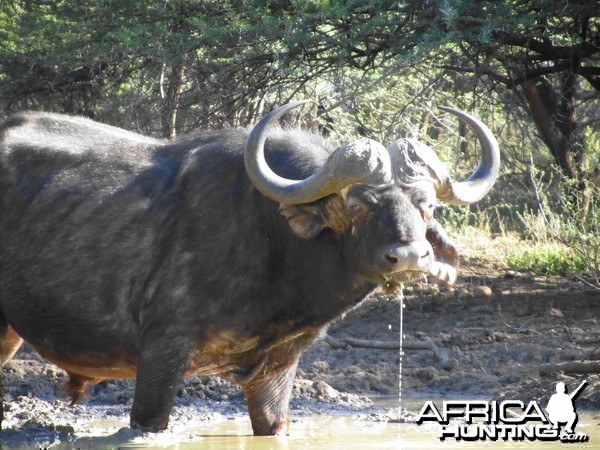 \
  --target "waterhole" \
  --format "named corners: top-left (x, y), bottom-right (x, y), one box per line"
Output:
top-left (85, 411), bottom-right (598, 449)
top-left (1, 403), bottom-right (597, 449)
